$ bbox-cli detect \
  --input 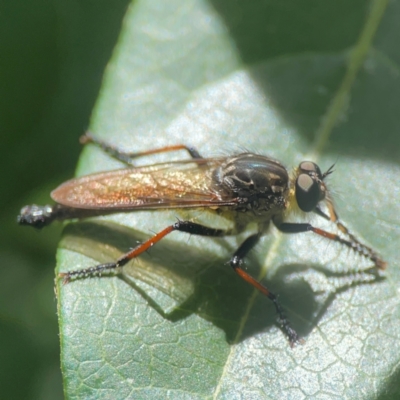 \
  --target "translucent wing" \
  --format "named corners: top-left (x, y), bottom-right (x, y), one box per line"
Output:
top-left (51, 158), bottom-right (237, 210)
